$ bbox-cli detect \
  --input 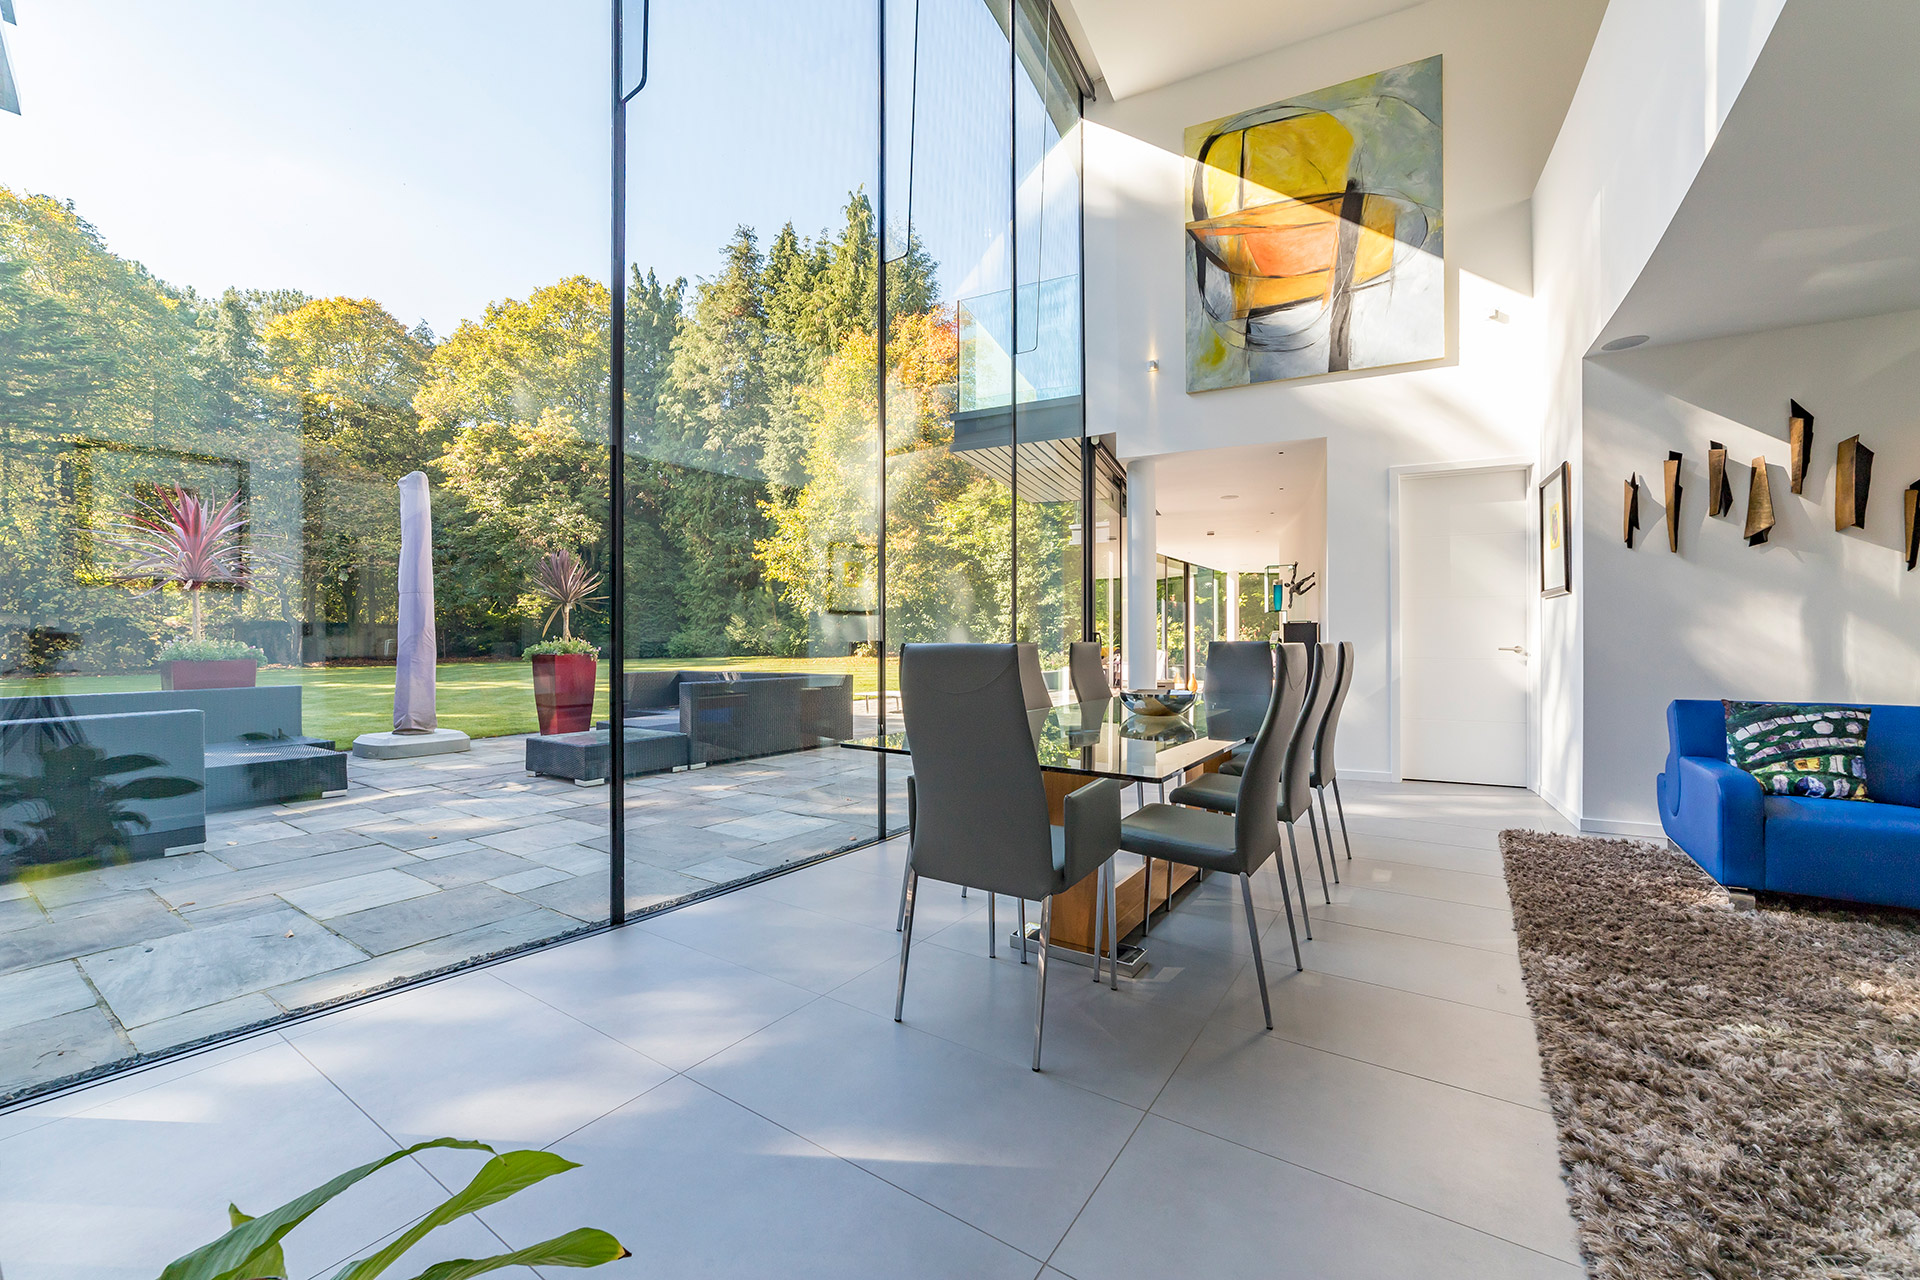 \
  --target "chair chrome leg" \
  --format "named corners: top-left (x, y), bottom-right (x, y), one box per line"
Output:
top-left (1107, 856), bottom-right (1120, 989)
top-left (1271, 852), bottom-right (1302, 970)
top-left (1285, 823), bottom-right (1314, 940)
top-left (988, 893), bottom-right (996, 958)
top-left (894, 869), bottom-right (919, 1021)
top-left (1316, 787), bottom-right (1341, 885)
top-left (1032, 898), bottom-right (1052, 1071)
top-left (1240, 872), bottom-right (1272, 1030)
top-left (1091, 863), bottom-right (1105, 984)
top-left (896, 849), bottom-right (912, 932)
top-left (1307, 808), bottom-right (1332, 904)
top-left (1332, 777), bottom-right (1353, 861)
top-left (1142, 857), bottom-right (1152, 936)
top-left (1019, 899), bottom-right (1029, 964)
